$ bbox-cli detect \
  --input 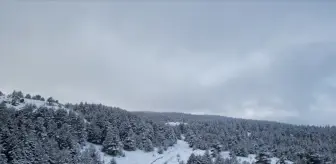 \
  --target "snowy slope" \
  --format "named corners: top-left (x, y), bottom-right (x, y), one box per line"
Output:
top-left (1, 94), bottom-right (293, 164)
top-left (89, 140), bottom-right (204, 164)
top-left (88, 139), bottom-right (292, 164)
top-left (0, 94), bottom-right (67, 111)
top-left (165, 122), bottom-right (187, 126)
